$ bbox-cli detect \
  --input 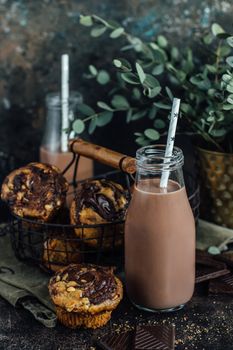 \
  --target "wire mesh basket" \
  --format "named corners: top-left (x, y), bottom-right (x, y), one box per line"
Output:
top-left (8, 140), bottom-right (200, 273)
top-left (10, 169), bottom-right (129, 273)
